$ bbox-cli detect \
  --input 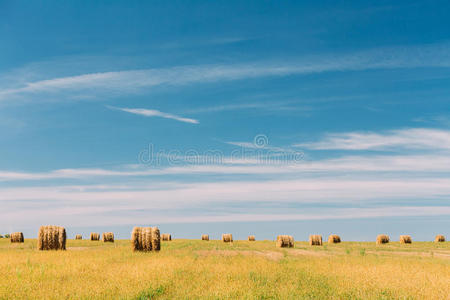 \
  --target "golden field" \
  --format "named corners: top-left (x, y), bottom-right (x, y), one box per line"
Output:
top-left (0, 238), bottom-right (449, 299)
